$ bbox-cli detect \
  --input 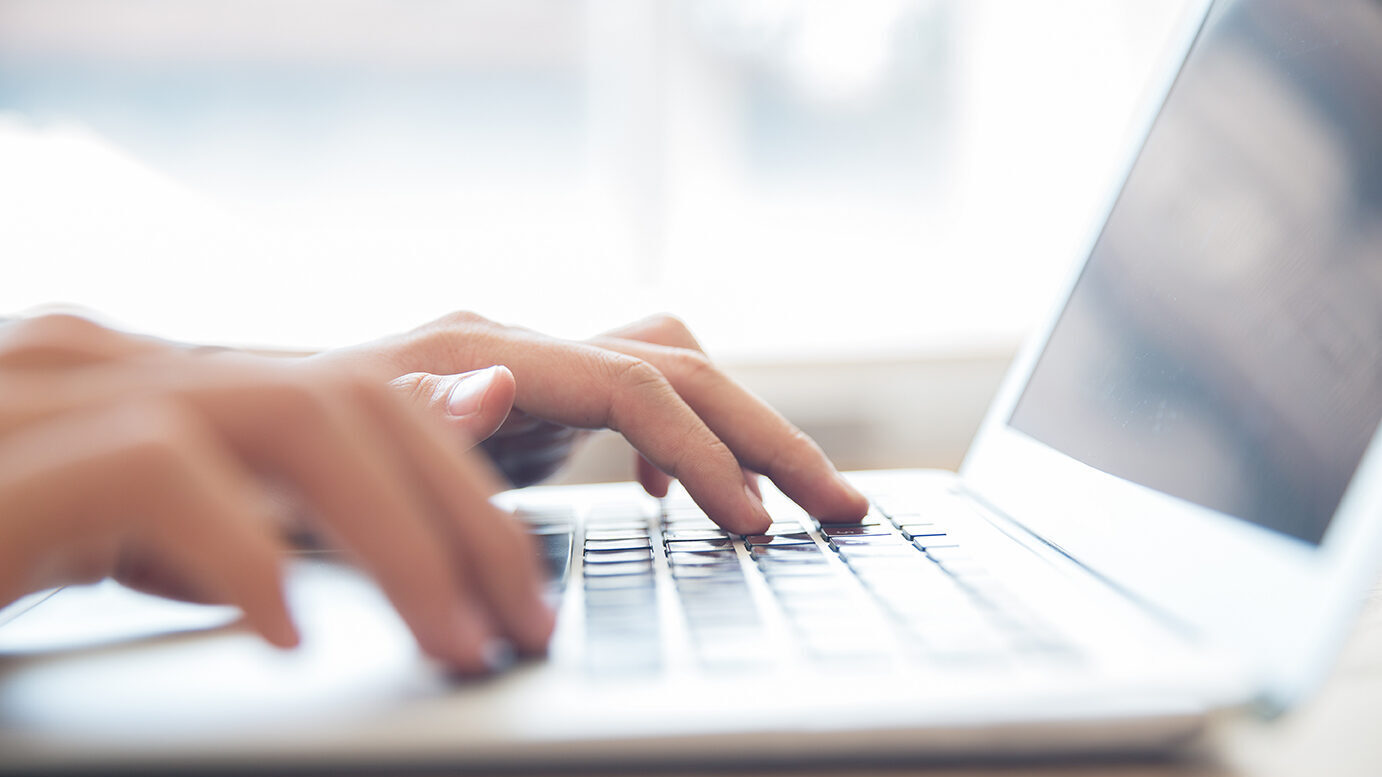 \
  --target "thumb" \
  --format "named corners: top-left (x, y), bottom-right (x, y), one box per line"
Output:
top-left (390, 366), bottom-right (516, 447)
